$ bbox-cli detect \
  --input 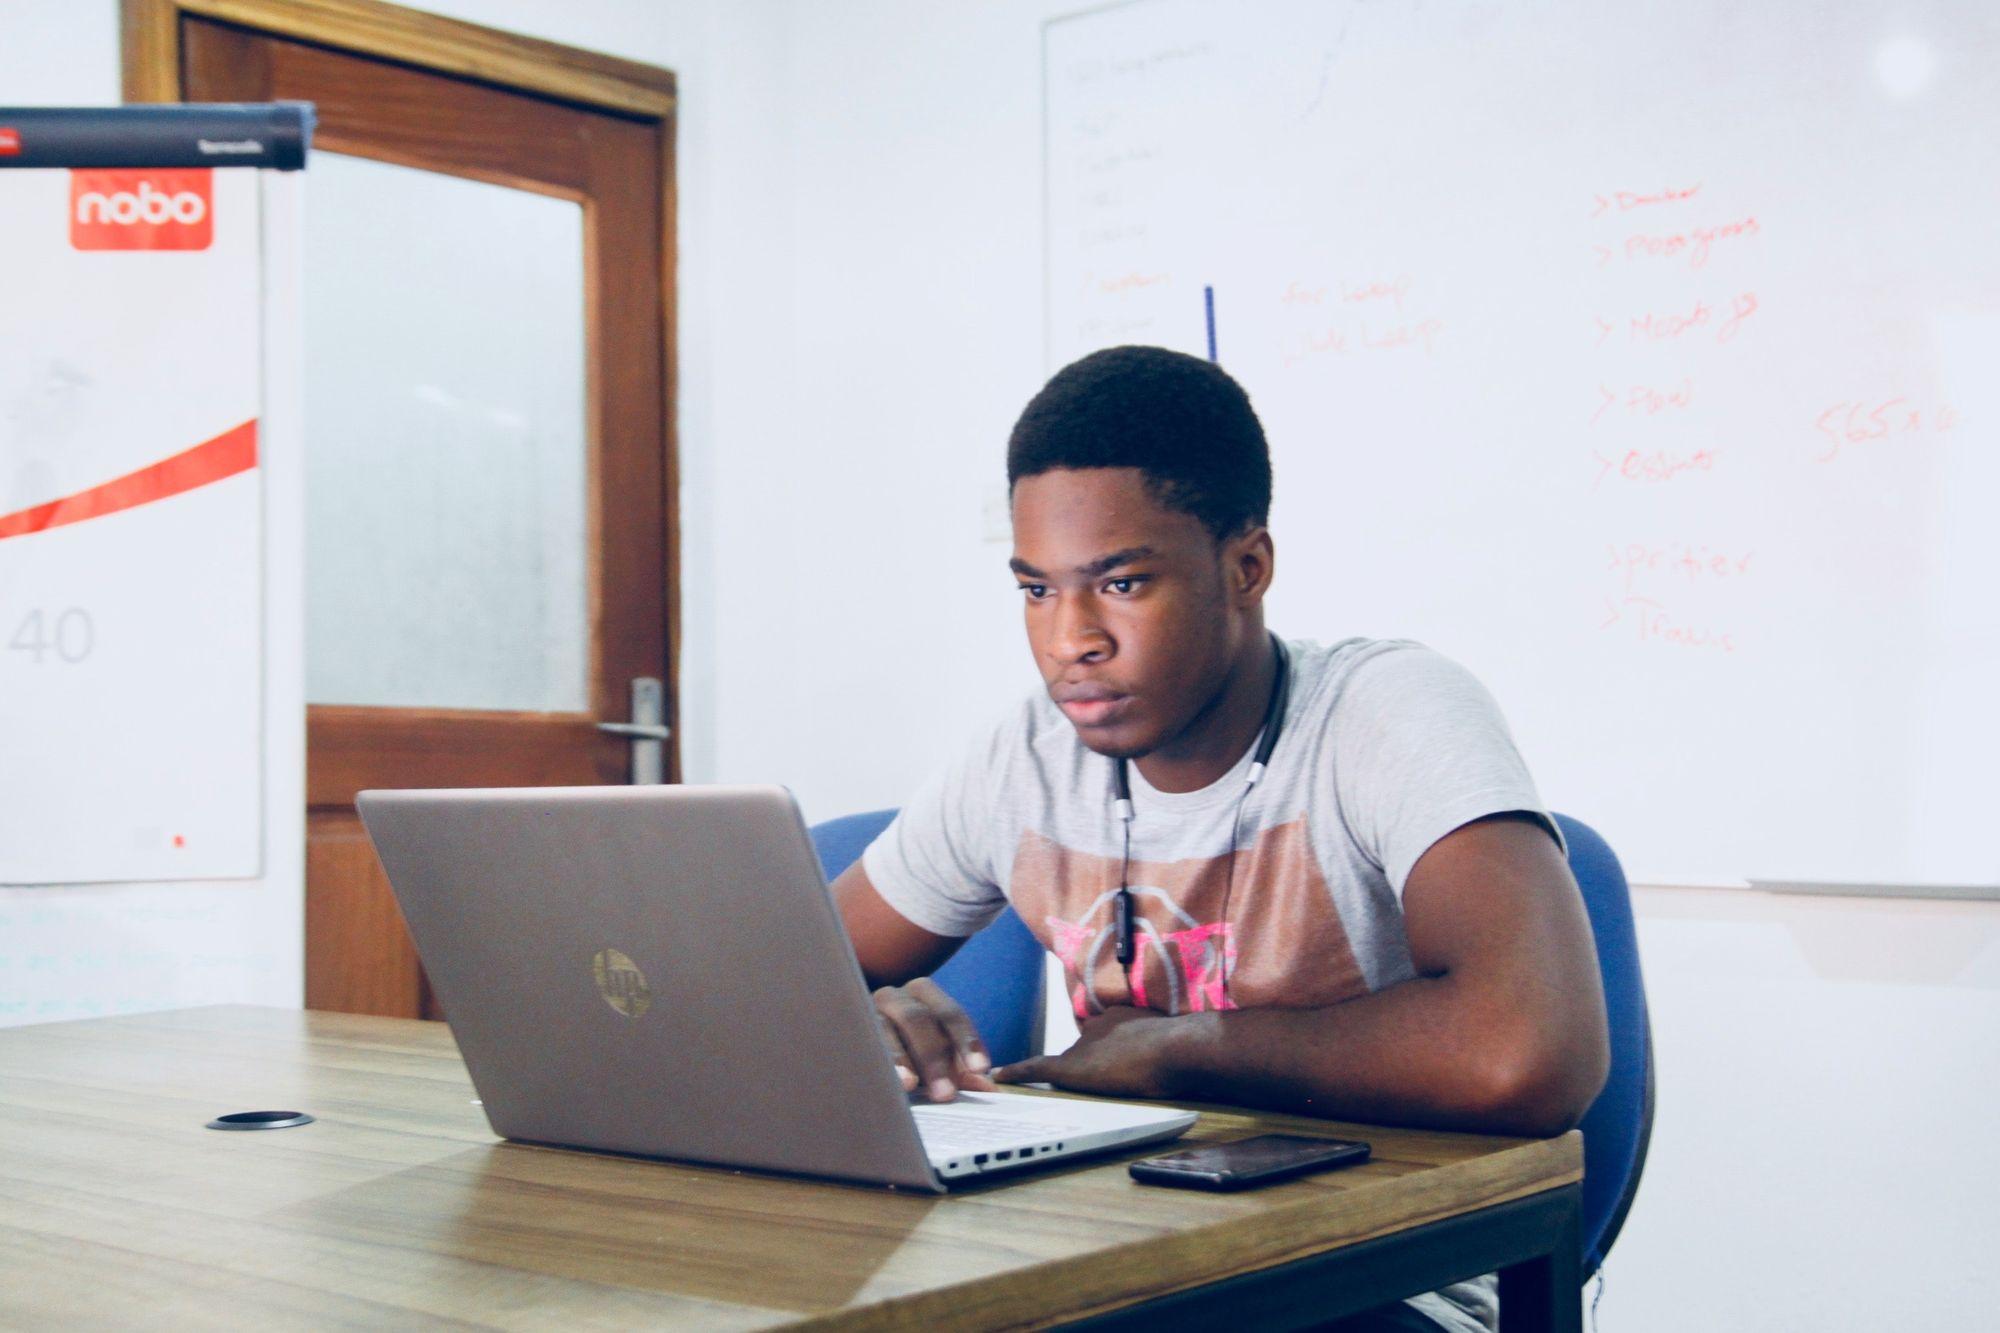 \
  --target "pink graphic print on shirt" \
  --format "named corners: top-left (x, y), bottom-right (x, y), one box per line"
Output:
top-left (1009, 819), bottom-right (1370, 1019)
